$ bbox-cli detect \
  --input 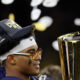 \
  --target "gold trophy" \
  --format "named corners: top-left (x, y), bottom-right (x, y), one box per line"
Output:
top-left (57, 32), bottom-right (80, 80)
